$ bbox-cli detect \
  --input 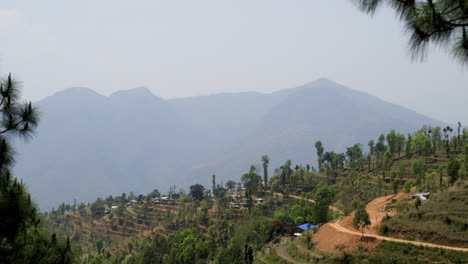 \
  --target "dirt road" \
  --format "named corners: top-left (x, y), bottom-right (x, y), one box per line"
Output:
top-left (329, 222), bottom-right (468, 252)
